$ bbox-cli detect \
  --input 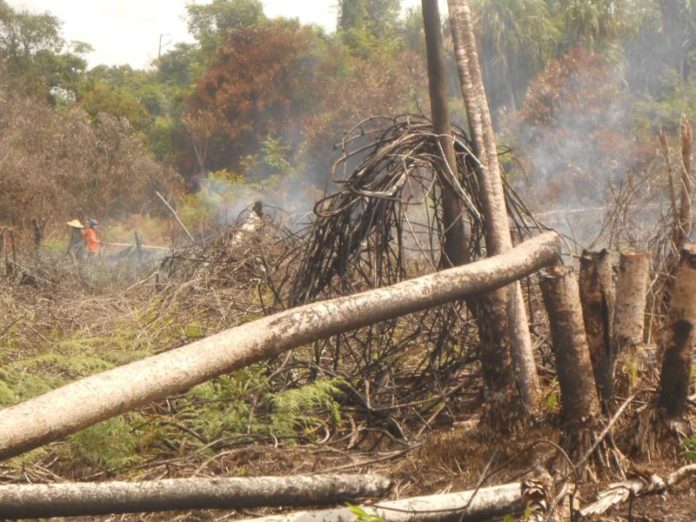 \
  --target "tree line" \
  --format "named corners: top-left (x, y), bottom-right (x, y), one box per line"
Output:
top-left (2, 0), bottom-right (696, 223)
